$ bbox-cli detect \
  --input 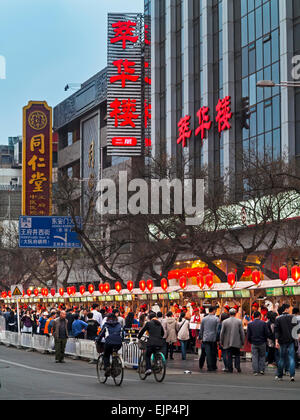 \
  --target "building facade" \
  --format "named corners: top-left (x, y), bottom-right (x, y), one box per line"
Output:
top-left (150, 0), bottom-right (300, 196)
